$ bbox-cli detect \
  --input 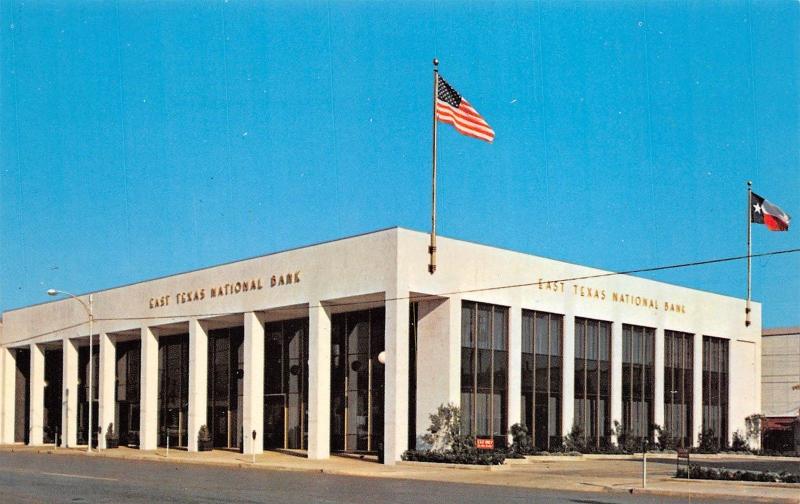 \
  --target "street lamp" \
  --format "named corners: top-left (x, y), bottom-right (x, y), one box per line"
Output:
top-left (48, 289), bottom-right (94, 453)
